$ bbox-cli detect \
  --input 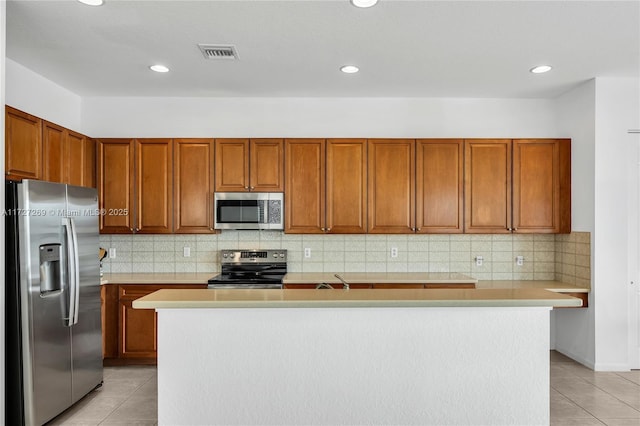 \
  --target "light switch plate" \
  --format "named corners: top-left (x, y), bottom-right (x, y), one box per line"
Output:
top-left (109, 248), bottom-right (116, 259)
top-left (184, 247), bottom-right (191, 257)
